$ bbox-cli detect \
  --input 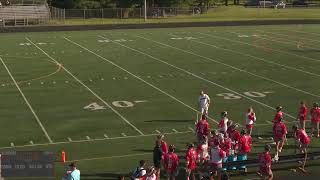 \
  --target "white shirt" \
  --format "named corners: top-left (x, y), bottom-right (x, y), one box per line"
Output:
top-left (199, 94), bottom-right (210, 107)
